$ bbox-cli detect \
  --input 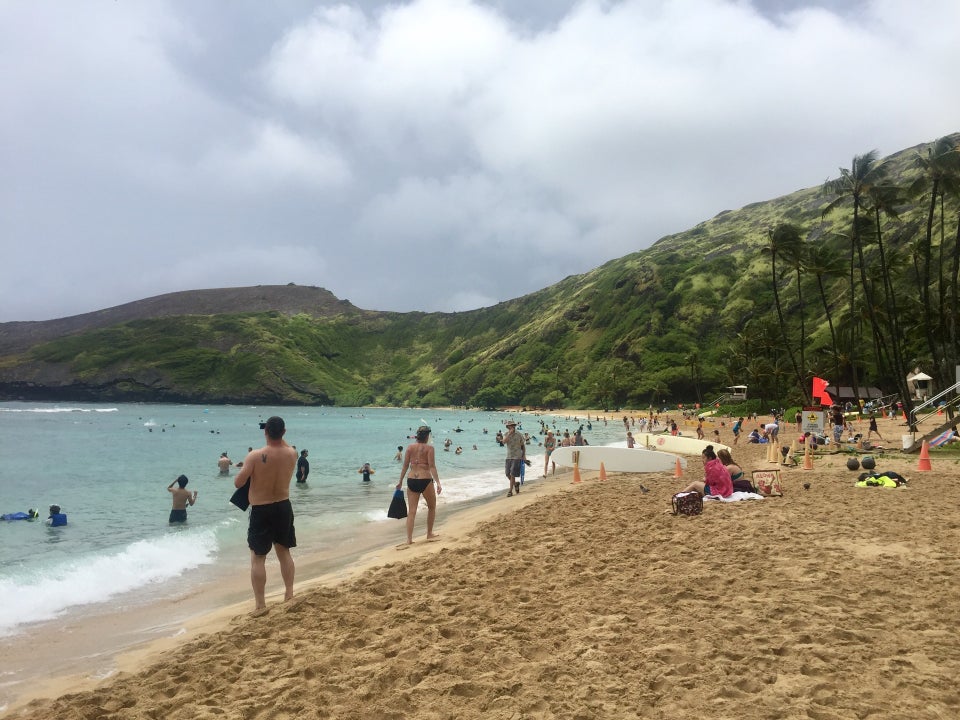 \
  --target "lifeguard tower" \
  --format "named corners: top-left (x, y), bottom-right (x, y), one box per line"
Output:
top-left (728, 385), bottom-right (748, 401)
top-left (710, 385), bottom-right (748, 407)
